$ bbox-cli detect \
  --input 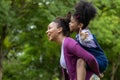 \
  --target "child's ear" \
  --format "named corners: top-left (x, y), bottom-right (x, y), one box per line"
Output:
top-left (78, 23), bottom-right (83, 29)
top-left (78, 23), bottom-right (83, 33)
